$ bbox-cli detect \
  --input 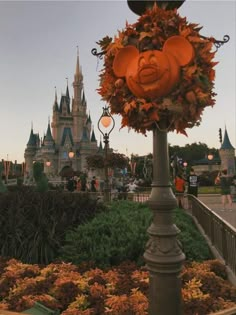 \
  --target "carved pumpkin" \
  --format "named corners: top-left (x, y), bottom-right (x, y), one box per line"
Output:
top-left (113, 36), bottom-right (194, 100)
